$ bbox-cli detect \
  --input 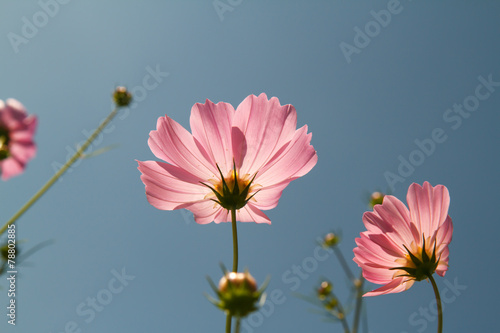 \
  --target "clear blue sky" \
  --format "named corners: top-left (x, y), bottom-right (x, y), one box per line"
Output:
top-left (1, 1), bottom-right (499, 332)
